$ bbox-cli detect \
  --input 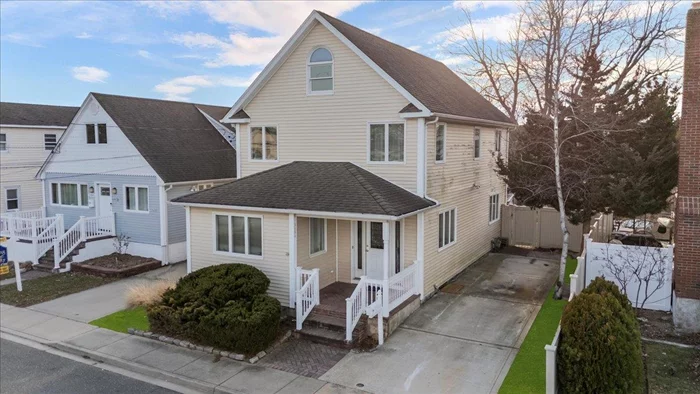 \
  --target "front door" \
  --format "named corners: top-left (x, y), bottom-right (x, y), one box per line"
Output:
top-left (96, 183), bottom-right (113, 216)
top-left (365, 222), bottom-right (384, 280)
